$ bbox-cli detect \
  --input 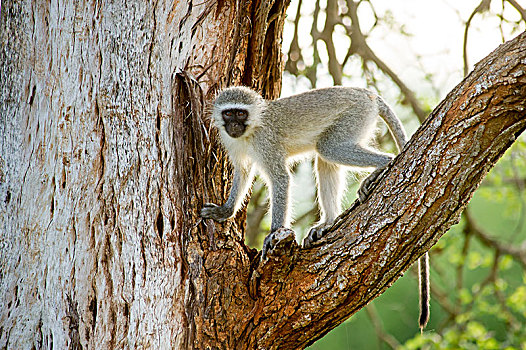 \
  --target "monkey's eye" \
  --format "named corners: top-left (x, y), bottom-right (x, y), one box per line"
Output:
top-left (236, 110), bottom-right (248, 121)
top-left (223, 110), bottom-right (234, 120)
